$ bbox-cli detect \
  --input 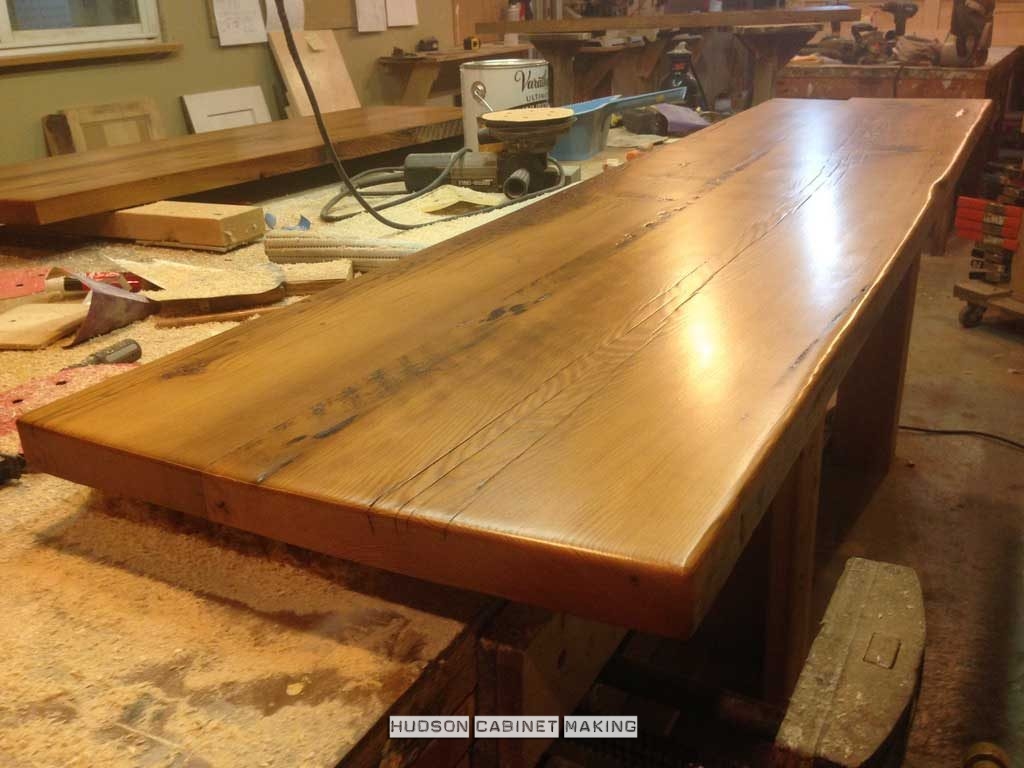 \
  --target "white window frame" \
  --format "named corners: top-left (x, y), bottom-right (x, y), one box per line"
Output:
top-left (0, 0), bottom-right (161, 55)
